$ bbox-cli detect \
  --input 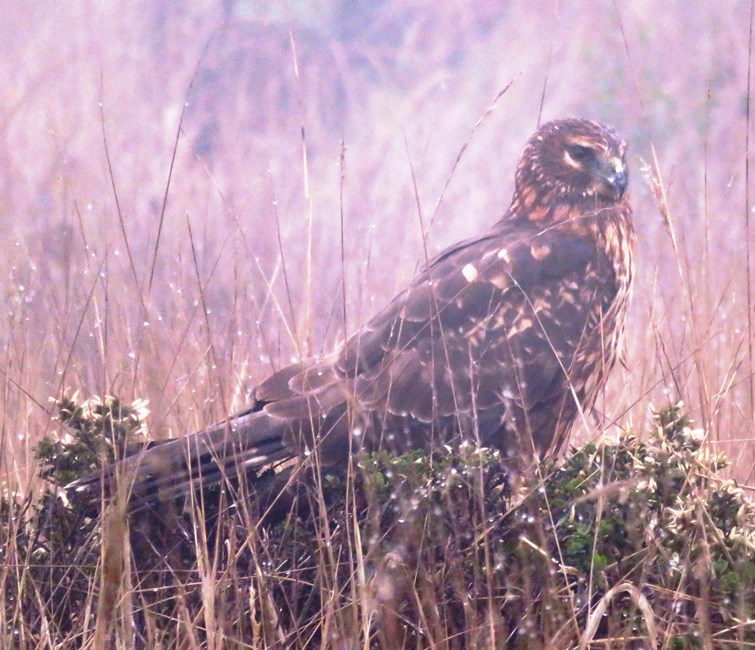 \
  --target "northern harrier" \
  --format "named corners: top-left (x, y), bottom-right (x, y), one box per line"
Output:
top-left (70, 118), bottom-right (634, 518)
